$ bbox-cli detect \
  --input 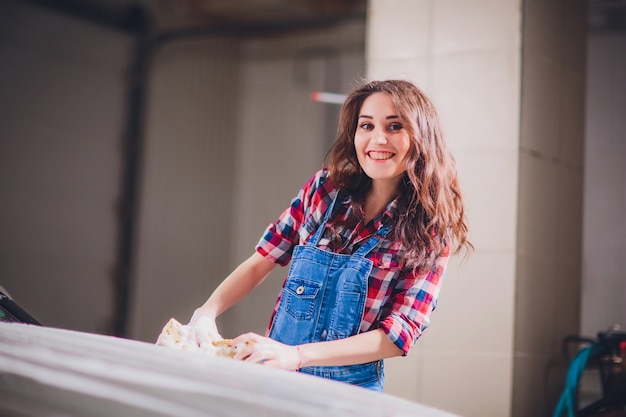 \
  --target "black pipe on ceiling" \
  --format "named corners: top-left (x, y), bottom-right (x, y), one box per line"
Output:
top-left (23, 0), bottom-right (149, 34)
